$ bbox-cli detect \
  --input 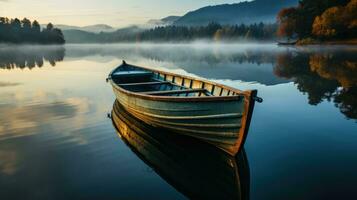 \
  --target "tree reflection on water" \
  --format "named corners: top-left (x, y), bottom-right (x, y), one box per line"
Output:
top-left (0, 45), bottom-right (65, 69)
top-left (275, 49), bottom-right (357, 120)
